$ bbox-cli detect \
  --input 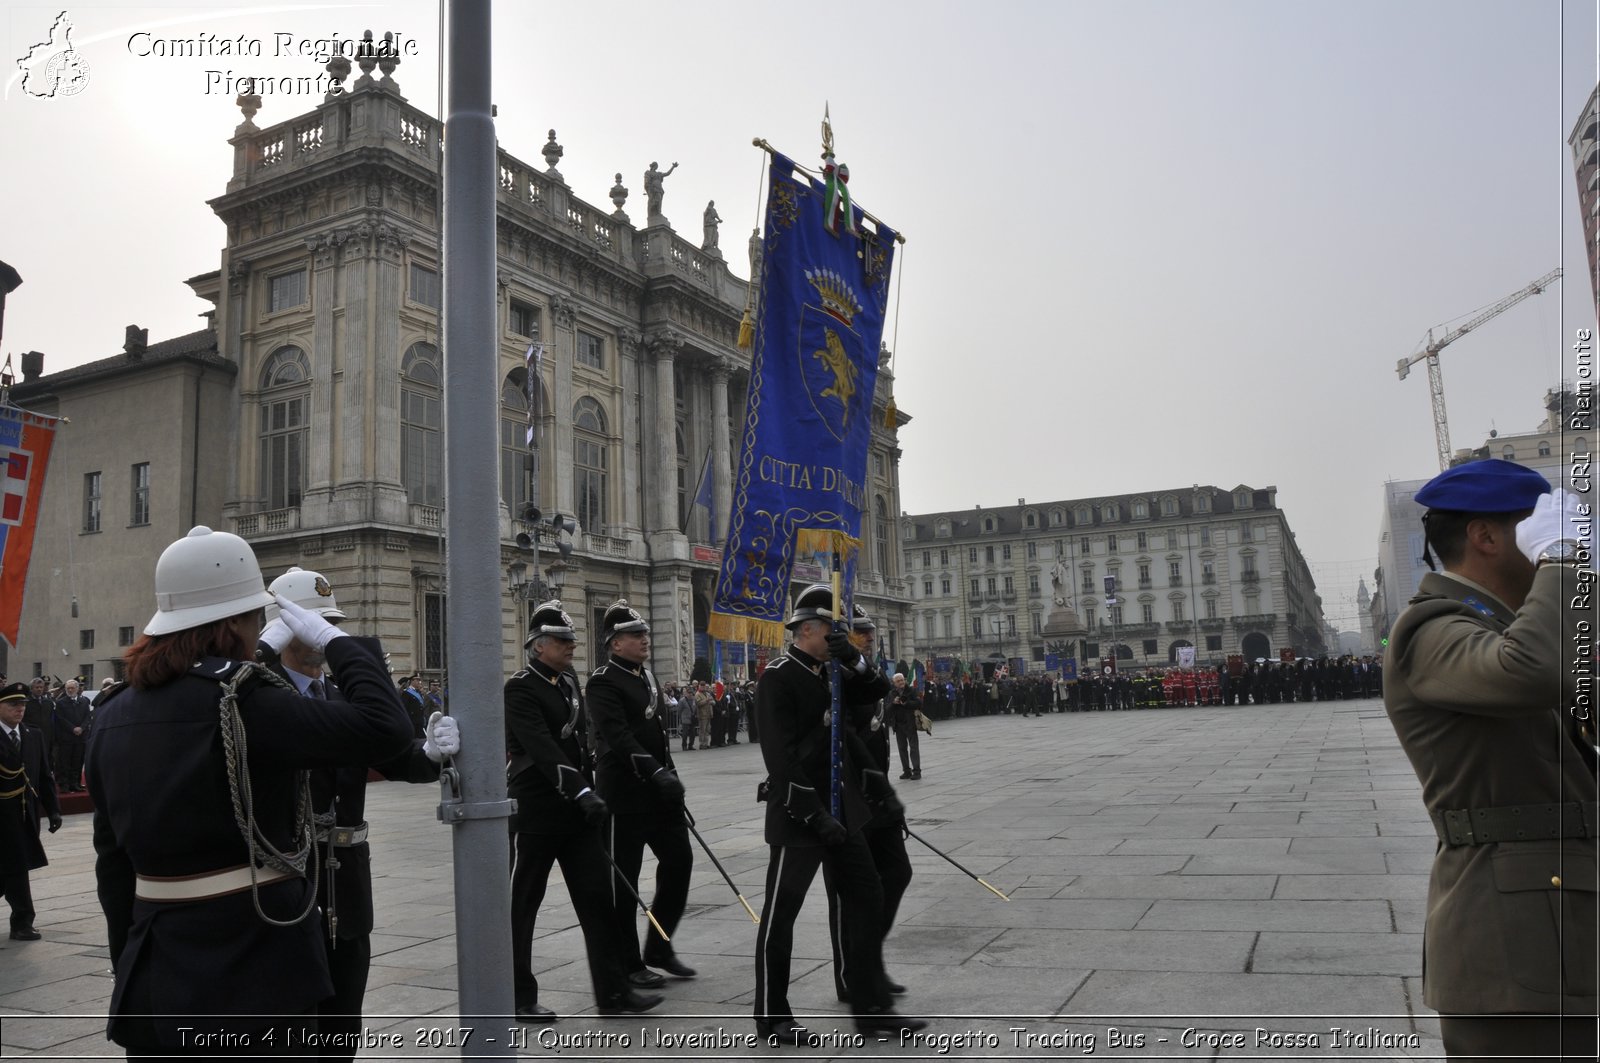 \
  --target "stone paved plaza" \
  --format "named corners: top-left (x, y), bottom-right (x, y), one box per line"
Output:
top-left (1, 697), bottom-right (1458, 1060)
